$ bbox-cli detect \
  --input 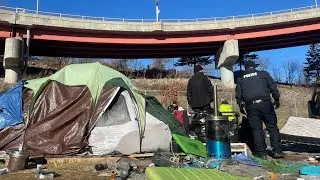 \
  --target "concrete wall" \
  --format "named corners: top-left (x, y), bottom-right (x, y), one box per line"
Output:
top-left (0, 8), bottom-right (319, 32)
